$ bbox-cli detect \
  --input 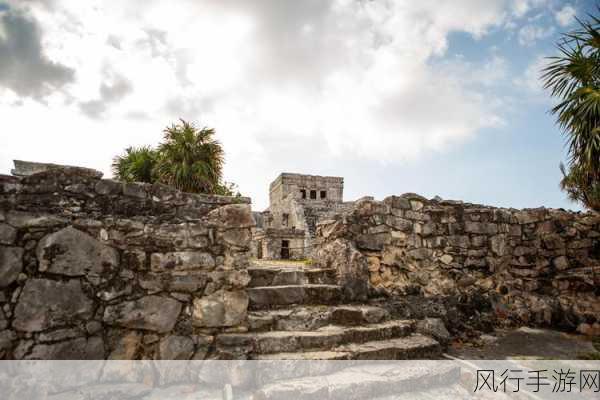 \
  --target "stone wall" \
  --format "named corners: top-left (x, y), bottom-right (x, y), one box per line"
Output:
top-left (0, 163), bottom-right (254, 359)
top-left (314, 194), bottom-right (600, 335)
